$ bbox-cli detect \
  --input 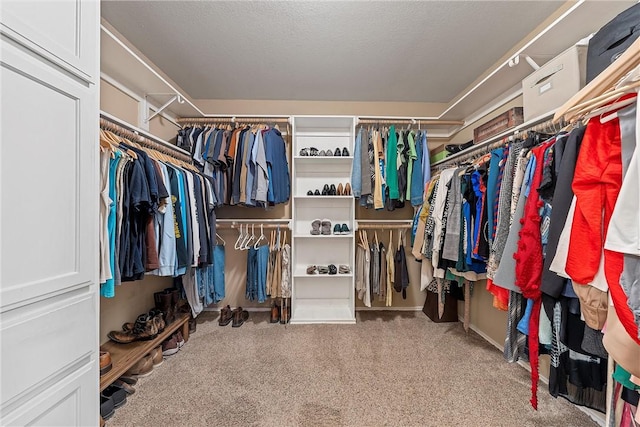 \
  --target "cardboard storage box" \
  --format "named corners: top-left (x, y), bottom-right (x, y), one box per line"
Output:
top-left (523, 44), bottom-right (587, 121)
top-left (473, 107), bottom-right (523, 143)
